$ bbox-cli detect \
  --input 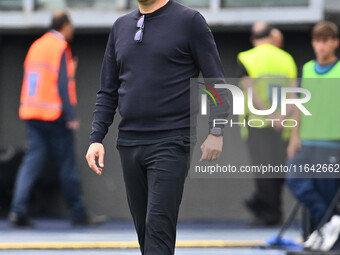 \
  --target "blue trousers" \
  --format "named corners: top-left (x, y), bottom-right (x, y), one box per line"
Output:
top-left (286, 145), bottom-right (340, 228)
top-left (10, 120), bottom-right (87, 220)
